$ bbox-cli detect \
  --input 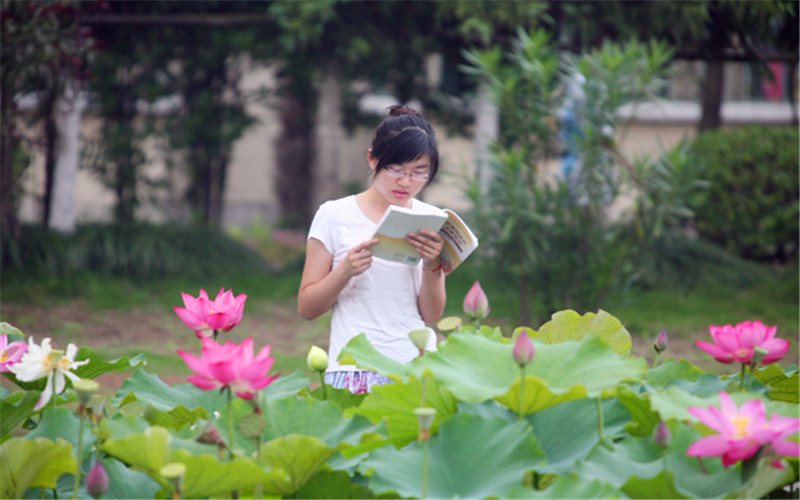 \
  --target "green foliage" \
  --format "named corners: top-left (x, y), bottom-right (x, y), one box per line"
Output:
top-left (1, 223), bottom-right (270, 280)
top-left (464, 29), bottom-right (676, 324)
top-left (689, 126), bottom-right (799, 263)
top-left (2, 310), bottom-right (799, 498)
